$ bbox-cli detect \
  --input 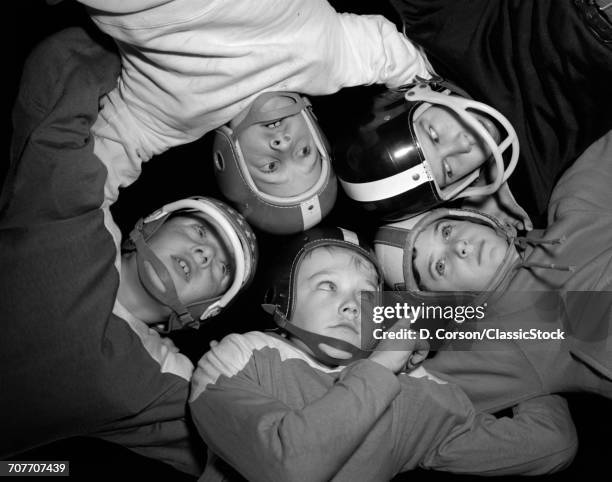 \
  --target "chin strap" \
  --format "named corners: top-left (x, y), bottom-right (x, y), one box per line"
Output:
top-left (131, 231), bottom-right (201, 333)
top-left (474, 233), bottom-right (576, 306)
top-left (515, 235), bottom-right (576, 272)
top-left (262, 304), bottom-right (372, 366)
